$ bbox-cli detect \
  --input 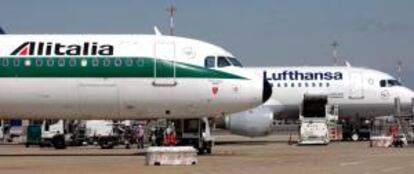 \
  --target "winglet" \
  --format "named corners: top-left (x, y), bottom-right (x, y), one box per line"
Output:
top-left (0, 27), bottom-right (5, 34)
top-left (154, 26), bottom-right (162, 36)
top-left (344, 60), bottom-right (352, 67)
